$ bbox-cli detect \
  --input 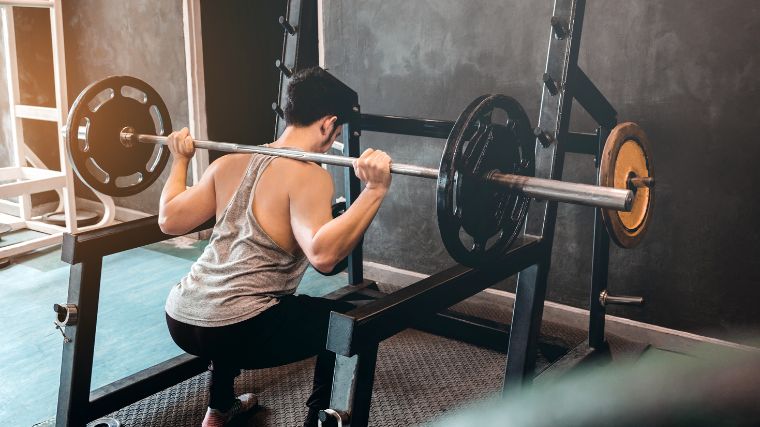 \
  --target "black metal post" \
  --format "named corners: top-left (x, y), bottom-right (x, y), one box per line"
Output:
top-left (55, 258), bottom-right (103, 427)
top-left (505, 0), bottom-right (587, 391)
top-left (589, 127), bottom-right (611, 348)
top-left (572, 67), bottom-right (617, 130)
top-left (359, 113), bottom-right (454, 139)
top-left (328, 346), bottom-right (379, 427)
top-left (274, 0), bottom-right (319, 137)
top-left (344, 100), bottom-right (364, 284)
top-left (503, 260), bottom-right (551, 392)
